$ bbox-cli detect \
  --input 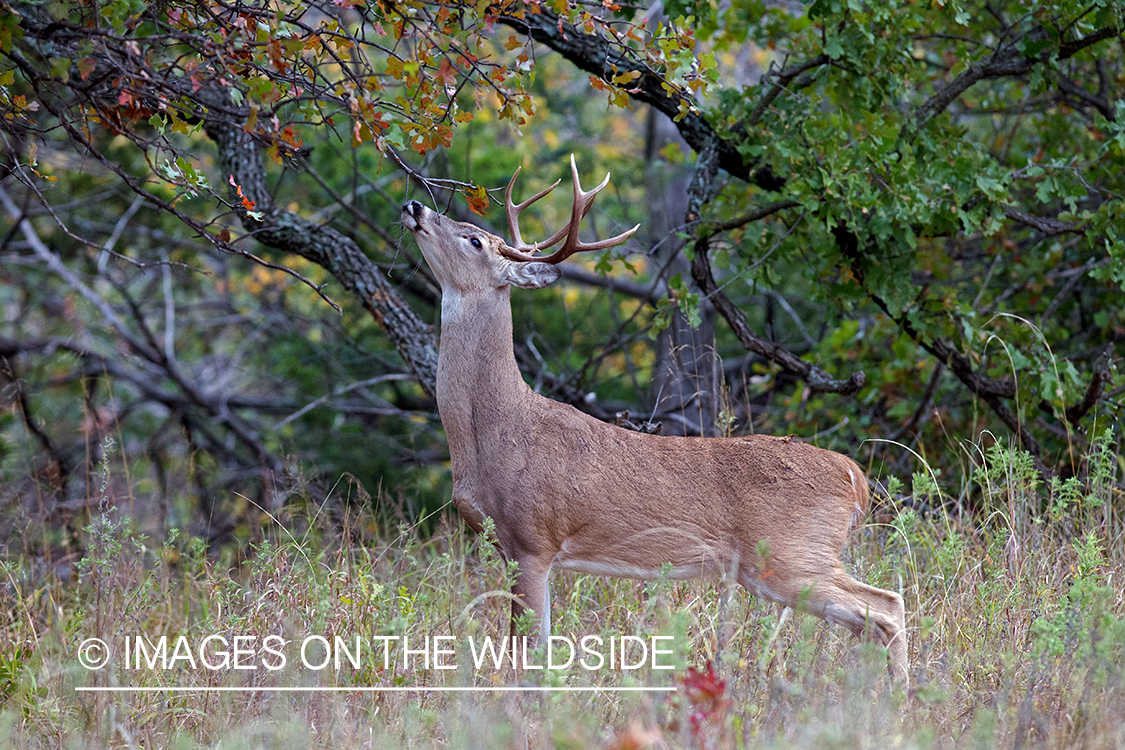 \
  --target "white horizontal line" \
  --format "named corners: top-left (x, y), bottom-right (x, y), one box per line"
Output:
top-left (76, 686), bottom-right (675, 693)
